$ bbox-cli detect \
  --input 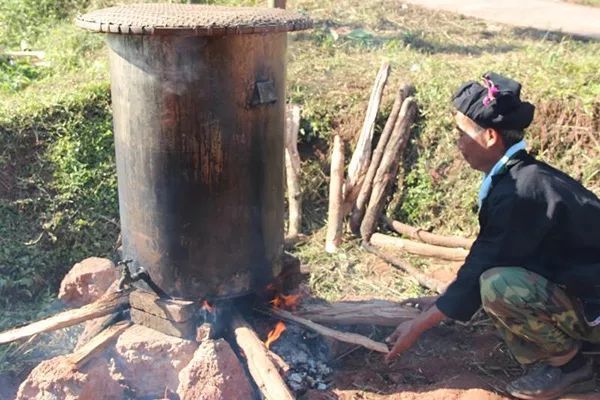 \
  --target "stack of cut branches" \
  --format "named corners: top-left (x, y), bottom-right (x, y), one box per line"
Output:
top-left (324, 62), bottom-right (418, 251)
